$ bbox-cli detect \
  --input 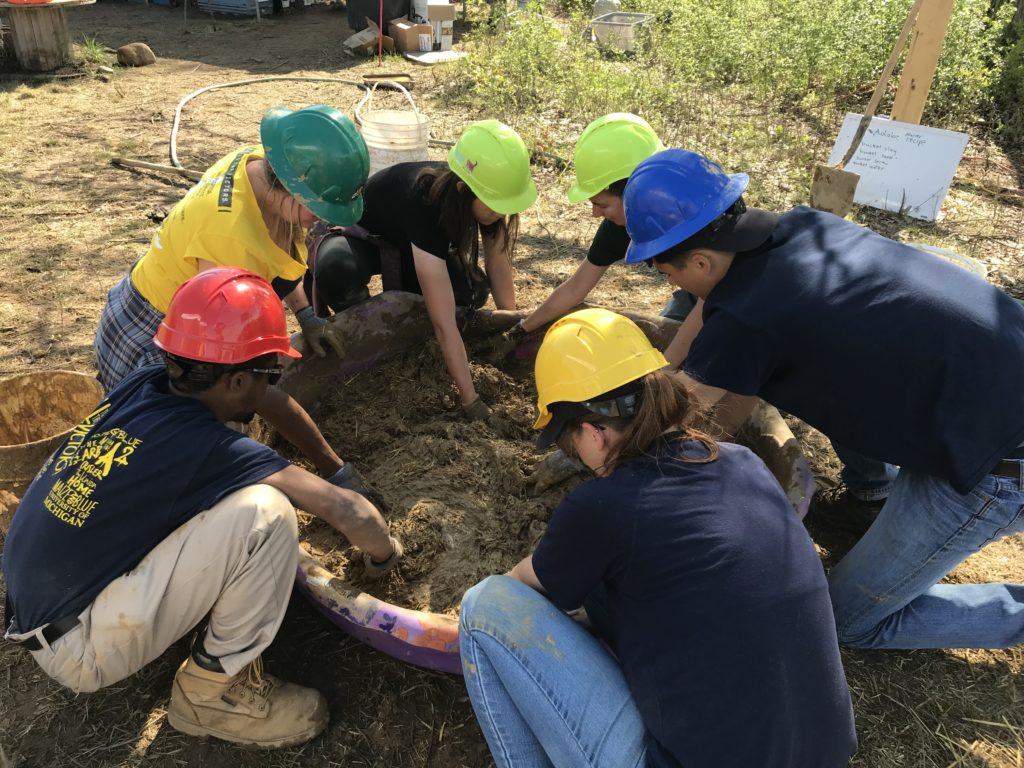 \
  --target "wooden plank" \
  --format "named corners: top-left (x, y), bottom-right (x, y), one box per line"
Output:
top-left (891, 0), bottom-right (955, 125)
